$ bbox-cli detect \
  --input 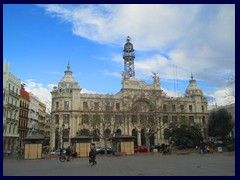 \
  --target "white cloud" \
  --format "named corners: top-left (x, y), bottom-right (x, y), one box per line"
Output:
top-left (23, 79), bottom-right (53, 113)
top-left (81, 88), bottom-right (96, 94)
top-left (162, 88), bottom-right (184, 98)
top-left (100, 69), bottom-right (122, 78)
top-left (40, 4), bottom-right (235, 106)
top-left (23, 79), bottom-right (104, 111)
top-left (48, 84), bottom-right (57, 89)
top-left (41, 4), bottom-right (234, 77)
top-left (208, 88), bottom-right (235, 107)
